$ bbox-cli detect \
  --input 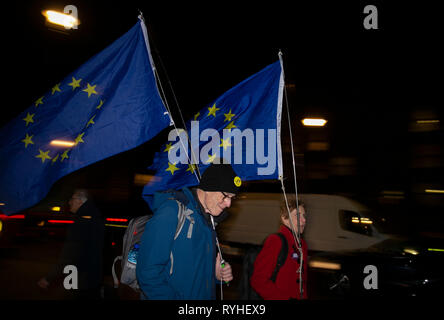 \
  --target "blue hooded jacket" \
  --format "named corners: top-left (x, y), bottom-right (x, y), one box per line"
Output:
top-left (136, 187), bottom-right (217, 299)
